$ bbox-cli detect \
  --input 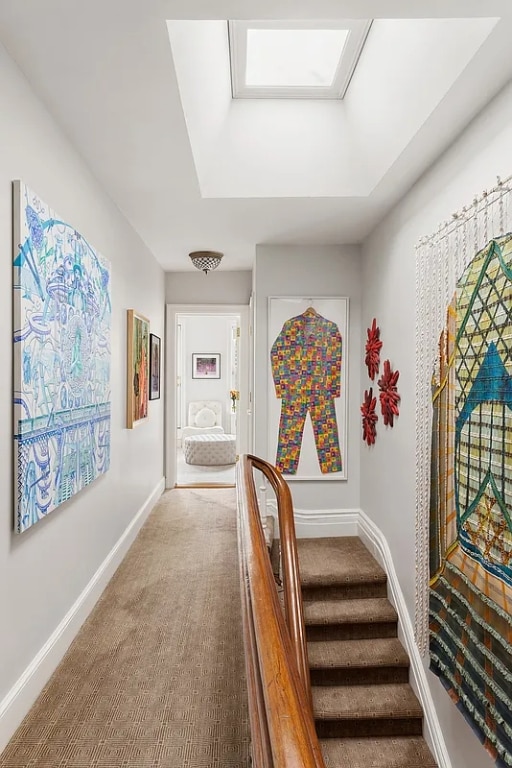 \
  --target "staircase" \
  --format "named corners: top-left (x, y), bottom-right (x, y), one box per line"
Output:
top-left (297, 536), bottom-right (438, 768)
